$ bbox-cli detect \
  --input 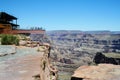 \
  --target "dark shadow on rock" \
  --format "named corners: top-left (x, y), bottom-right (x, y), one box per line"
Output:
top-left (71, 77), bottom-right (83, 80)
top-left (94, 52), bottom-right (120, 65)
